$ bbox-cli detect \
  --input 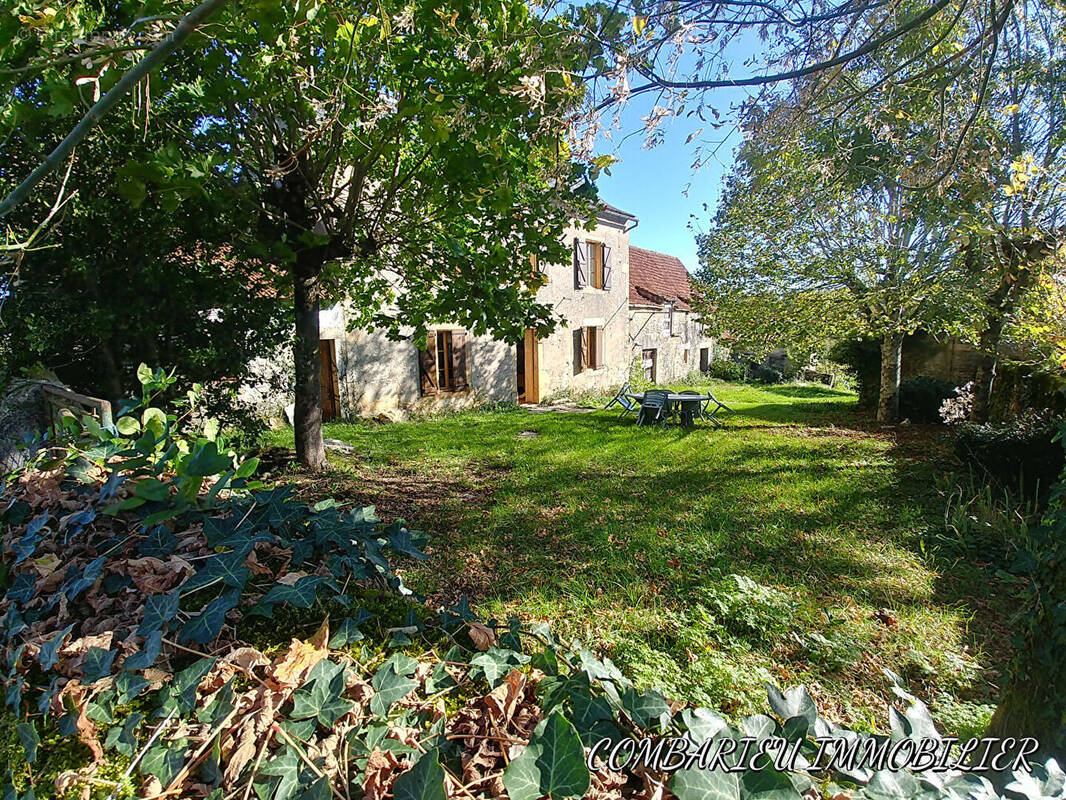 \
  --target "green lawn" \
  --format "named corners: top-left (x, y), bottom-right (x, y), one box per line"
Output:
top-left (262, 380), bottom-right (1014, 737)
